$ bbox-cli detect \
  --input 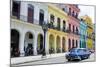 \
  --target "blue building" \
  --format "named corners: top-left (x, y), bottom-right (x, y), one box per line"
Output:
top-left (79, 19), bottom-right (87, 48)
